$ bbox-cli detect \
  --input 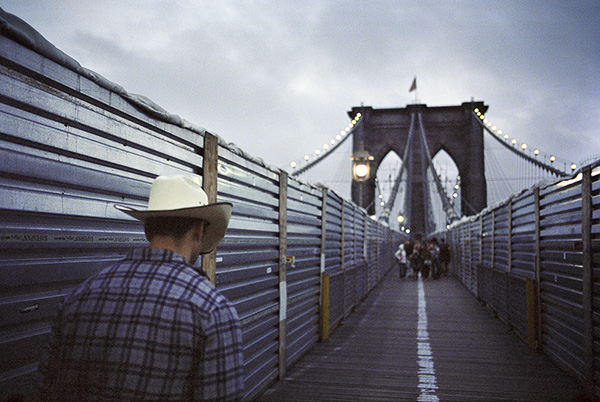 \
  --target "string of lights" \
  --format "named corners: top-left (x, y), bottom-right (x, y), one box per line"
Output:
top-left (289, 113), bottom-right (363, 176)
top-left (473, 109), bottom-right (574, 176)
